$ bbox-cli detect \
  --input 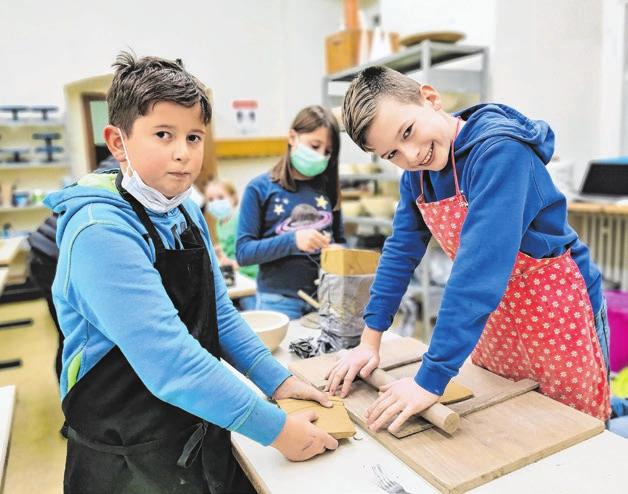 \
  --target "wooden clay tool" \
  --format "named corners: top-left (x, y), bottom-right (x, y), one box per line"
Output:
top-left (362, 367), bottom-right (460, 435)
